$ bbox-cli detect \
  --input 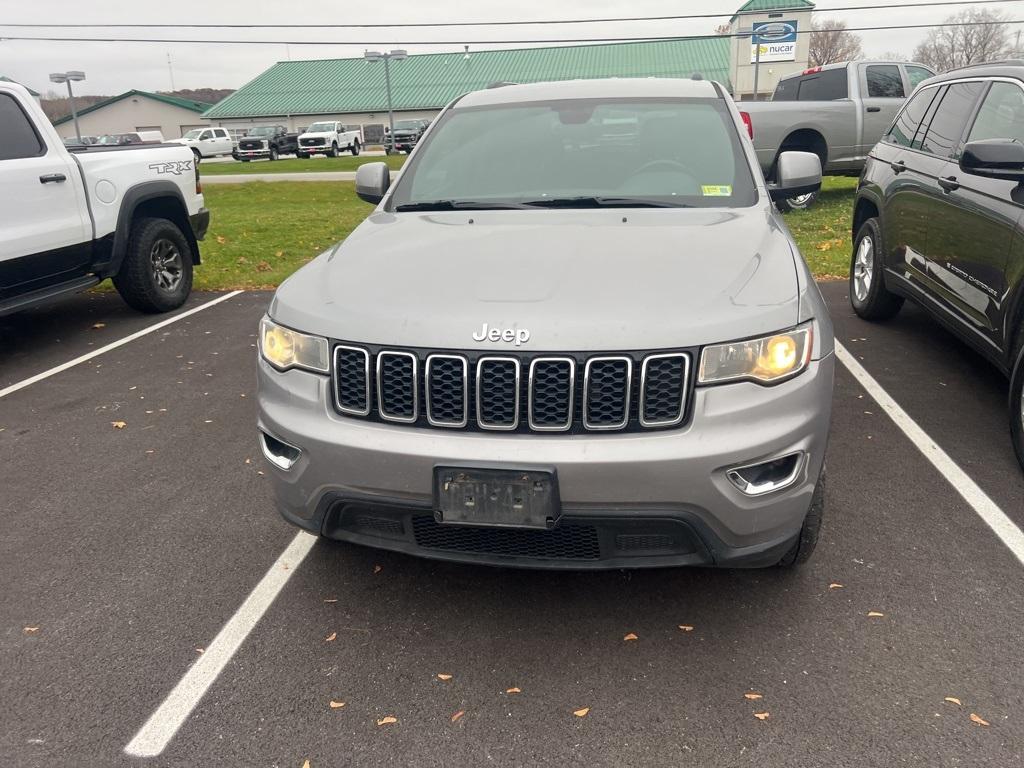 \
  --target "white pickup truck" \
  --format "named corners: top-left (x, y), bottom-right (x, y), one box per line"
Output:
top-left (296, 121), bottom-right (362, 158)
top-left (167, 126), bottom-right (235, 161)
top-left (0, 81), bottom-right (209, 316)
